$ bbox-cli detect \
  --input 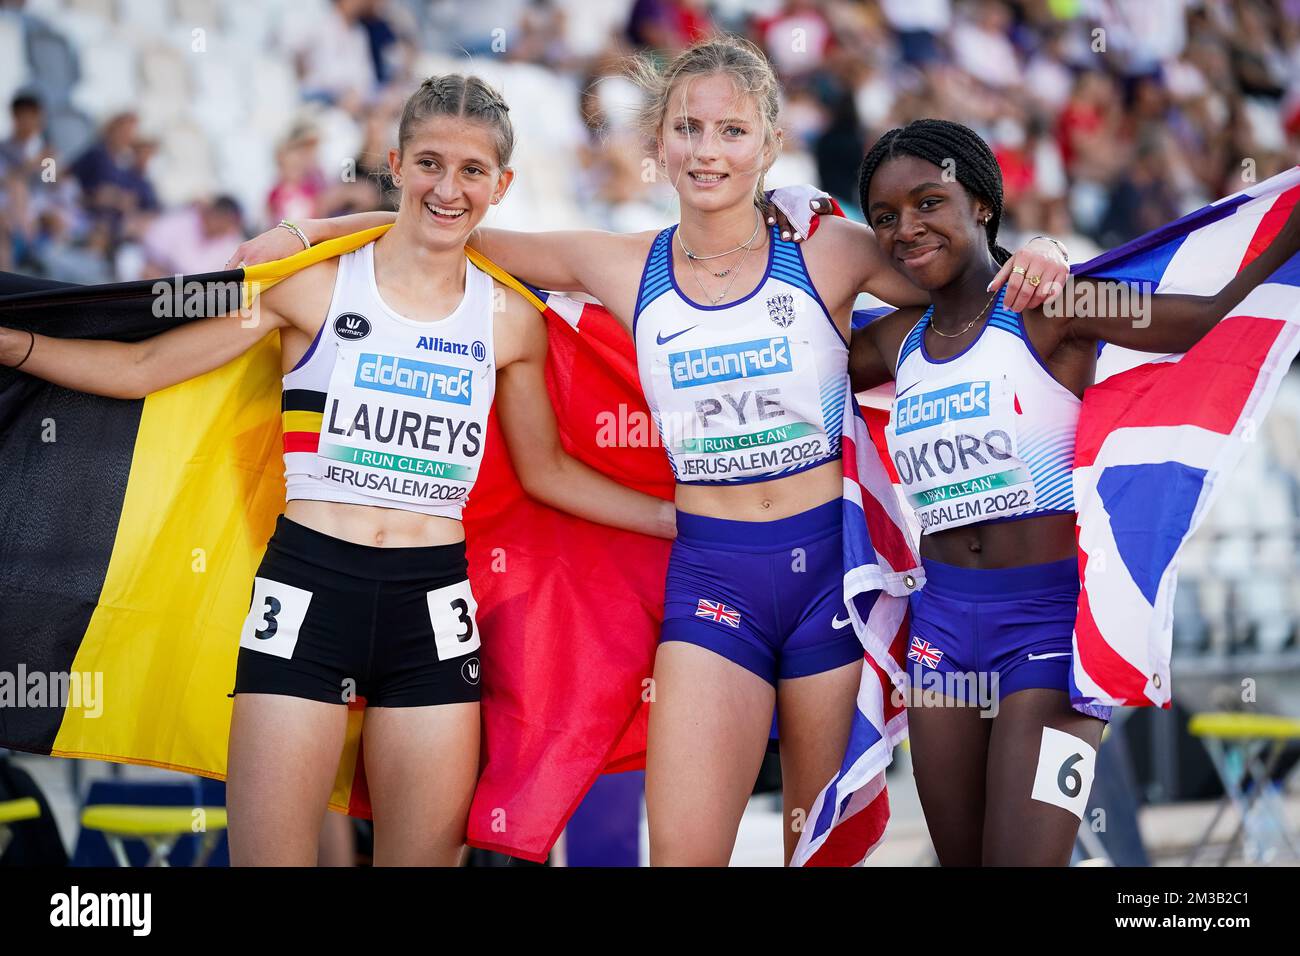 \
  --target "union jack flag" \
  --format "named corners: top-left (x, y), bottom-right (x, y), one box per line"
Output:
top-left (907, 637), bottom-right (944, 669)
top-left (1068, 166), bottom-right (1300, 711)
top-left (789, 394), bottom-right (921, 867)
top-left (695, 598), bottom-right (741, 628)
